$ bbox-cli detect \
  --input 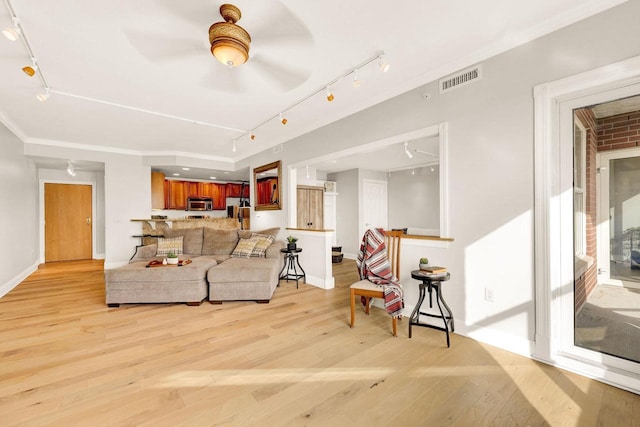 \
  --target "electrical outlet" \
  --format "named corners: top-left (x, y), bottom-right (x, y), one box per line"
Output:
top-left (484, 288), bottom-right (494, 302)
